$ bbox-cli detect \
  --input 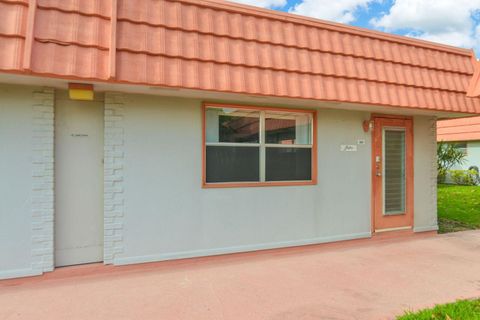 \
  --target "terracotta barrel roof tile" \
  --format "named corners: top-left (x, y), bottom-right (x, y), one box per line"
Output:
top-left (34, 8), bottom-right (110, 49)
top-left (37, 0), bottom-right (112, 17)
top-left (0, 2), bottom-right (27, 36)
top-left (467, 60), bottom-right (480, 97)
top-left (0, 37), bottom-right (24, 70)
top-left (1, 0), bottom-right (480, 113)
top-left (31, 42), bottom-right (109, 79)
